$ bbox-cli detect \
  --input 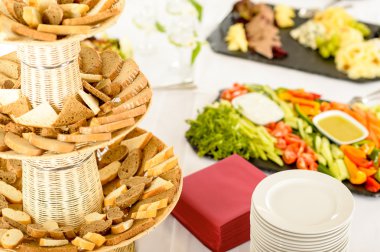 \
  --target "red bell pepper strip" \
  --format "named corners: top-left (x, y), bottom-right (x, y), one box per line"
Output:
top-left (365, 177), bottom-right (380, 193)
top-left (288, 90), bottom-right (321, 100)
